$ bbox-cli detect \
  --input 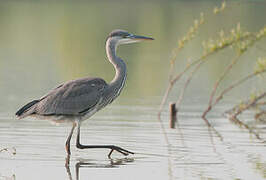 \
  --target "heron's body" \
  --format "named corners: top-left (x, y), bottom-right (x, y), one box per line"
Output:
top-left (17, 77), bottom-right (107, 123)
top-left (16, 29), bottom-right (153, 158)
